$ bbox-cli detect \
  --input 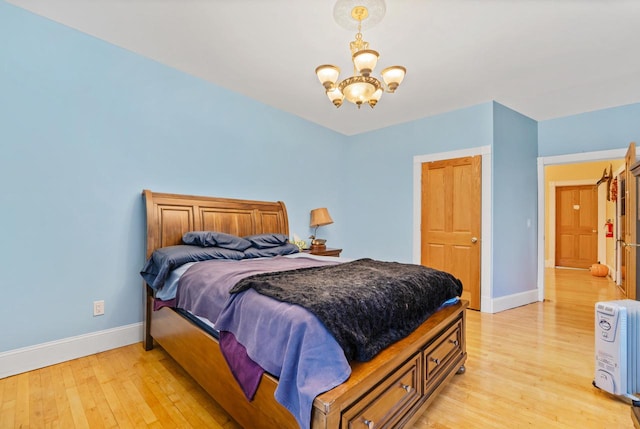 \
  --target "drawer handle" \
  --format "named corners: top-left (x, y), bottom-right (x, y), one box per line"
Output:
top-left (449, 339), bottom-right (459, 346)
top-left (430, 357), bottom-right (440, 365)
top-left (400, 383), bottom-right (412, 393)
top-left (362, 418), bottom-right (375, 429)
